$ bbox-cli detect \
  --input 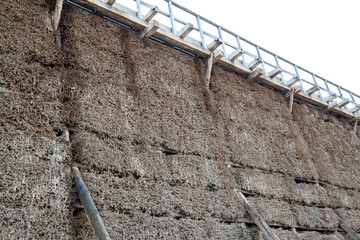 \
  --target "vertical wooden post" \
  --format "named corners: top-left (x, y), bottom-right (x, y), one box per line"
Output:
top-left (205, 52), bottom-right (214, 89)
top-left (53, 0), bottom-right (64, 31)
top-left (289, 87), bottom-right (295, 113)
